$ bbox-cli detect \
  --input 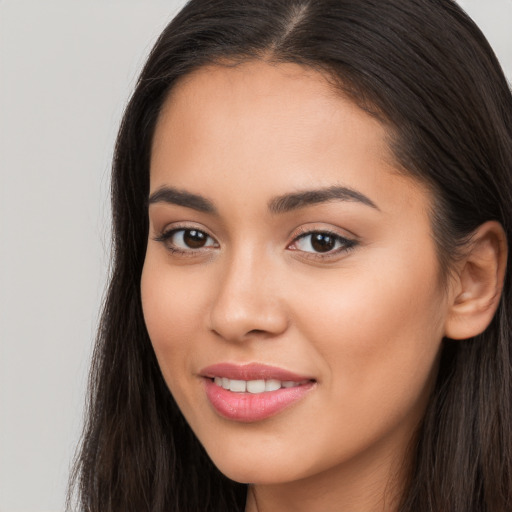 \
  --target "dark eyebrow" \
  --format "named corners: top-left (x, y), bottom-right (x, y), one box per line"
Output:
top-left (268, 186), bottom-right (379, 214)
top-left (148, 186), bottom-right (217, 214)
top-left (148, 184), bottom-right (378, 215)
